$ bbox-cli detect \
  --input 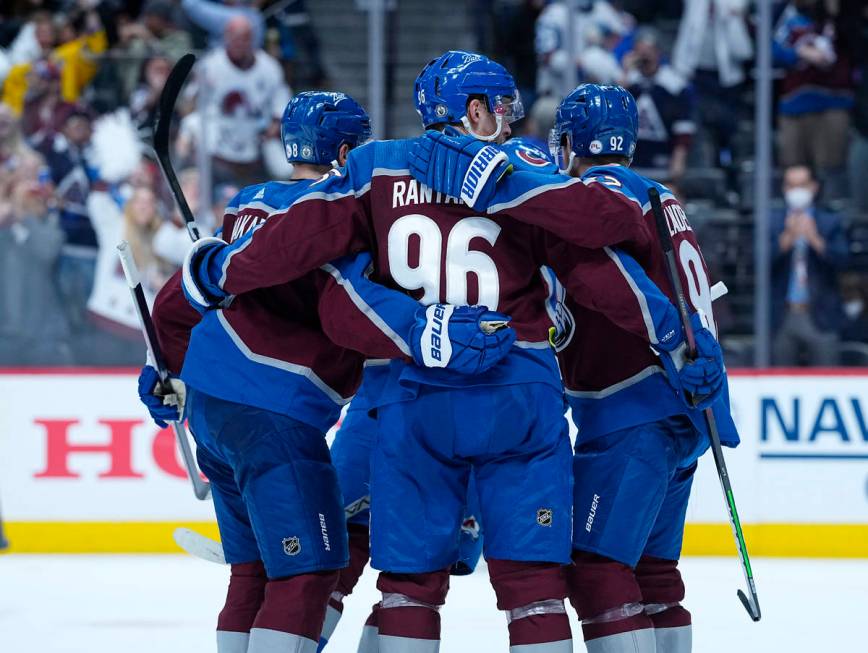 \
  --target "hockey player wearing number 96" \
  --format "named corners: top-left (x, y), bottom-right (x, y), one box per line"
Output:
top-left (179, 50), bottom-right (706, 653)
top-left (407, 84), bottom-right (739, 653)
top-left (140, 90), bottom-right (516, 653)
